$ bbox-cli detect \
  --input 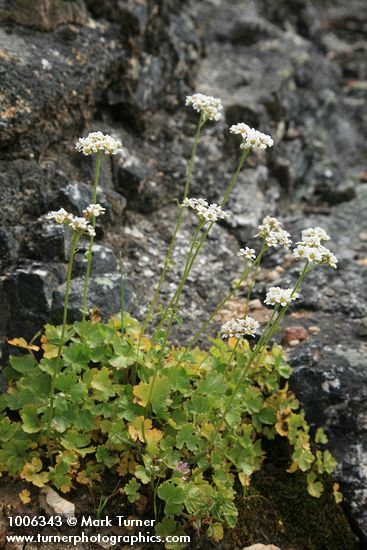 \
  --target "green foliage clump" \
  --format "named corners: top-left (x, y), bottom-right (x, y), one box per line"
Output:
top-left (0, 314), bottom-right (338, 541)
